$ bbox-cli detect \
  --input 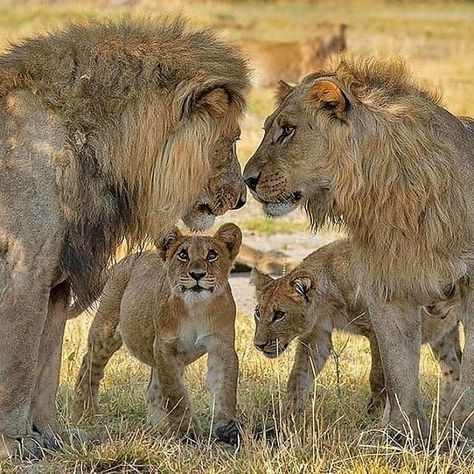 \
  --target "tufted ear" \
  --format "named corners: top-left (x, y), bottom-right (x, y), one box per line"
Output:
top-left (182, 86), bottom-right (231, 120)
top-left (214, 223), bottom-right (242, 261)
top-left (250, 267), bottom-right (274, 289)
top-left (290, 271), bottom-right (314, 303)
top-left (275, 80), bottom-right (294, 104)
top-left (158, 227), bottom-right (183, 261)
top-left (307, 79), bottom-right (348, 119)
